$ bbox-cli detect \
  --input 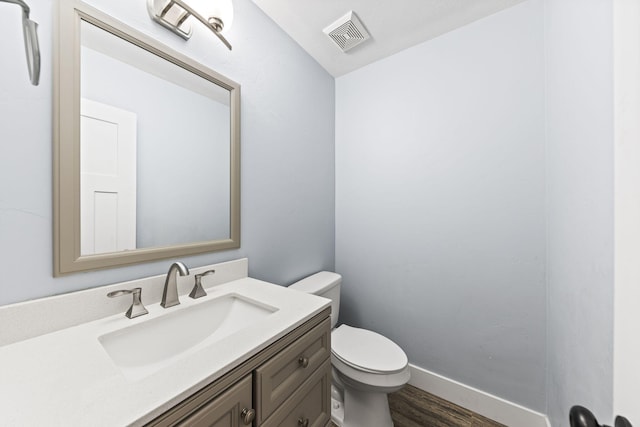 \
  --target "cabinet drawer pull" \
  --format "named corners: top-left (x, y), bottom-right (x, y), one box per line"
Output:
top-left (241, 408), bottom-right (255, 425)
top-left (298, 356), bottom-right (309, 368)
top-left (298, 417), bottom-right (309, 427)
